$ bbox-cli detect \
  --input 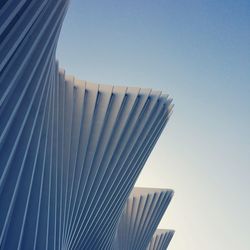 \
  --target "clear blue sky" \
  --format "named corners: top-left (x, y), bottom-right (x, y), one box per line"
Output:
top-left (57, 1), bottom-right (250, 249)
